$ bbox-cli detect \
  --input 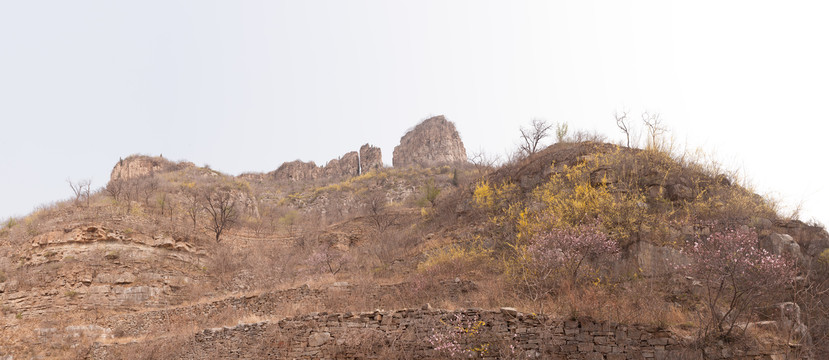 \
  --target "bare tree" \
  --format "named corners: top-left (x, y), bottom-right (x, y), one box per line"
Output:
top-left (615, 110), bottom-right (632, 147)
top-left (183, 186), bottom-right (201, 233)
top-left (642, 112), bottom-right (666, 150)
top-left (469, 149), bottom-right (500, 178)
top-left (138, 176), bottom-right (160, 206)
top-left (363, 191), bottom-right (399, 233)
top-left (202, 185), bottom-right (239, 242)
top-left (67, 178), bottom-right (92, 208)
top-left (519, 119), bottom-right (553, 156)
top-left (105, 179), bottom-right (125, 201)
